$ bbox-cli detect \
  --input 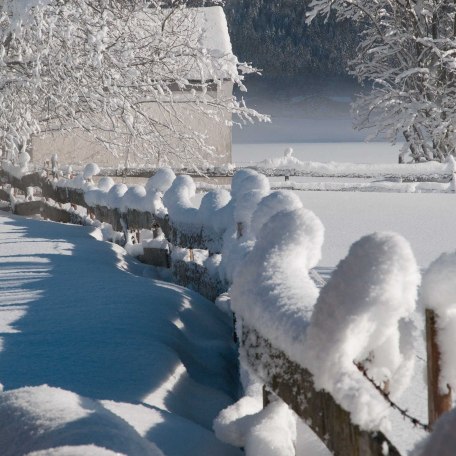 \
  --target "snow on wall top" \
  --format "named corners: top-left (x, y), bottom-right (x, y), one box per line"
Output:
top-left (193, 6), bottom-right (237, 80)
top-left (197, 7), bottom-right (233, 59)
